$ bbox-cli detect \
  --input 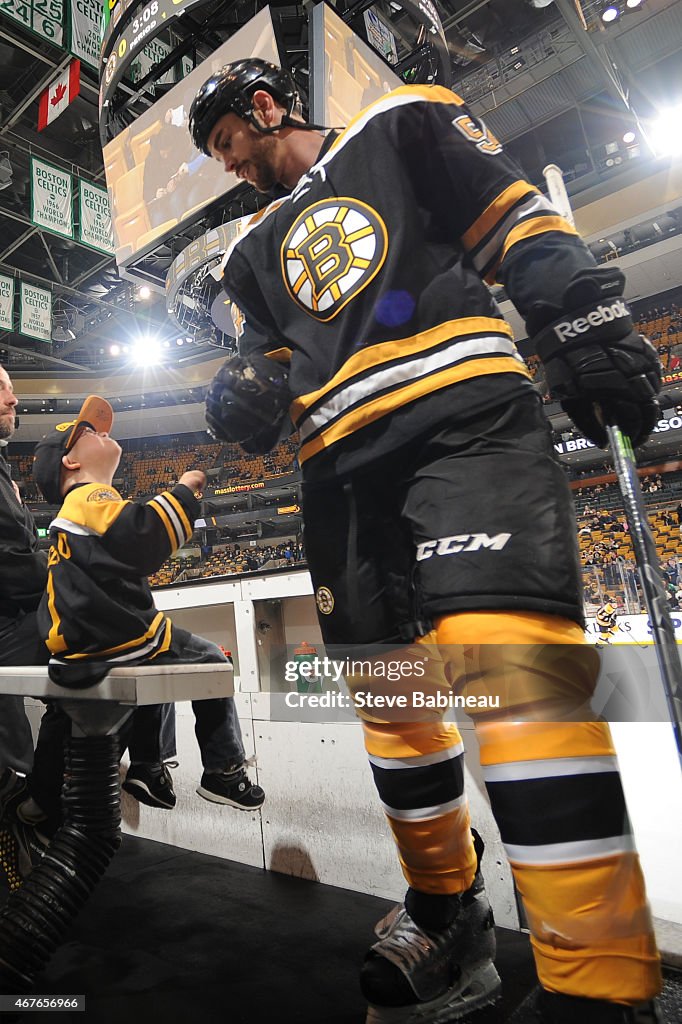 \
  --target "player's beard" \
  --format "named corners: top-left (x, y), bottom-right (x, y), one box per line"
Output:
top-left (246, 134), bottom-right (280, 193)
